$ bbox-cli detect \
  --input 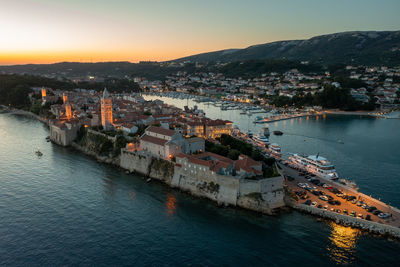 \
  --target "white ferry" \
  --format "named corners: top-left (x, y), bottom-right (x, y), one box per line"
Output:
top-left (288, 153), bottom-right (338, 180)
